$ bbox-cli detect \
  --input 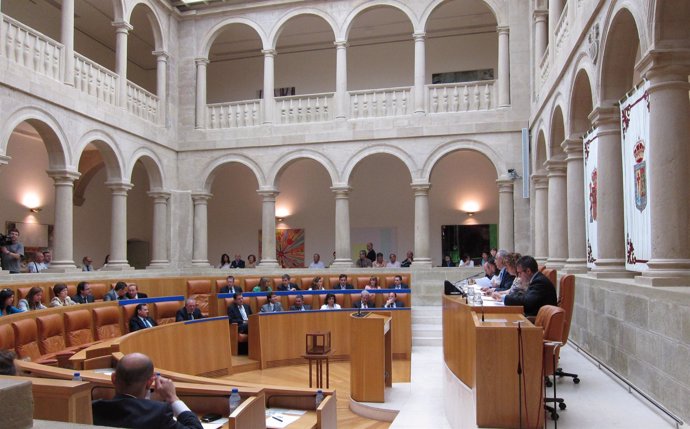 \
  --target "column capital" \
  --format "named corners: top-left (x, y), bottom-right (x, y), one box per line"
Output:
top-left (195, 57), bottom-right (210, 66)
top-left (588, 105), bottom-right (619, 128)
top-left (105, 181), bottom-right (133, 194)
top-left (545, 159), bottom-right (567, 176)
top-left (531, 173), bottom-right (548, 188)
top-left (257, 187), bottom-right (279, 199)
top-left (112, 20), bottom-right (133, 33)
top-left (496, 178), bottom-right (515, 192)
top-left (191, 192), bottom-right (213, 203)
top-left (330, 185), bottom-right (352, 197)
top-left (533, 9), bottom-right (548, 21)
top-left (497, 26), bottom-right (510, 35)
top-left (413, 32), bottom-right (426, 41)
top-left (410, 182), bottom-right (431, 194)
top-left (0, 154), bottom-right (10, 166)
top-left (153, 50), bottom-right (170, 61)
top-left (562, 138), bottom-right (584, 160)
top-left (637, 49), bottom-right (690, 79)
top-left (46, 169), bottom-right (81, 184)
top-left (147, 190), bottom-right (171, 202)
top-left (261, 49), bottom-right (276, 57)
top-left (334, 40), bottom-right (348, 49)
